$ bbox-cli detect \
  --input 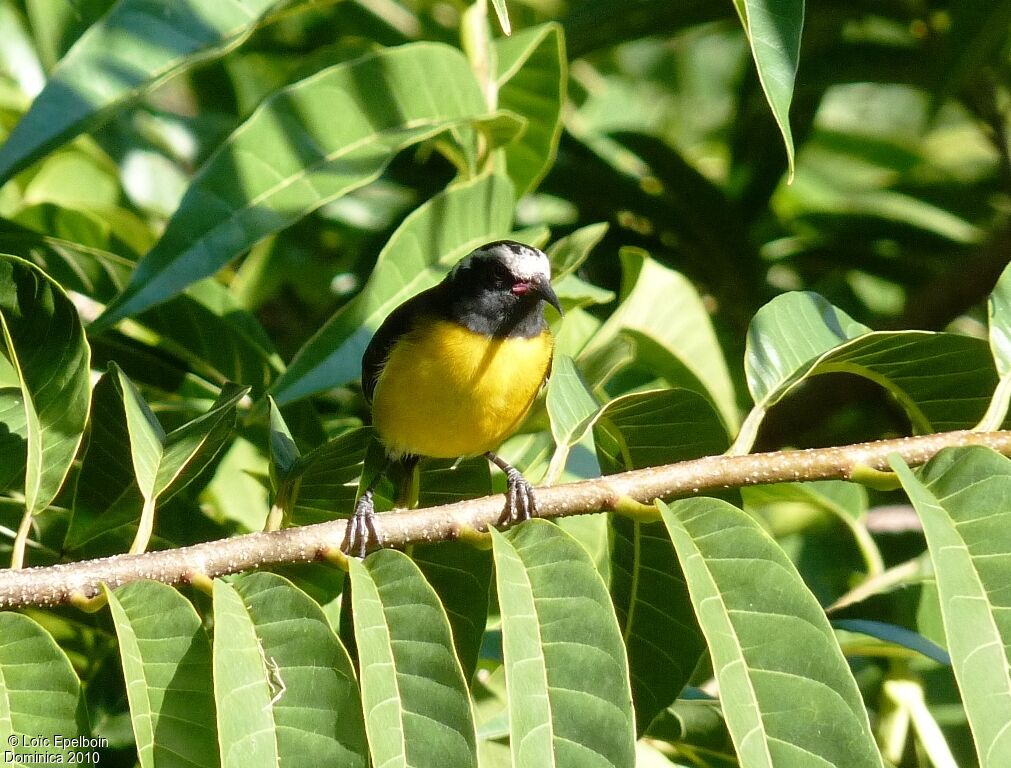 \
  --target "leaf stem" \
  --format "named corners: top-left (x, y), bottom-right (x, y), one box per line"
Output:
top-left (975, 372), bottom-right (1011, 432)
top-left (10, 507), bottom-right (32, 569)
top-left (129, 497), bottom-right (156, 555)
